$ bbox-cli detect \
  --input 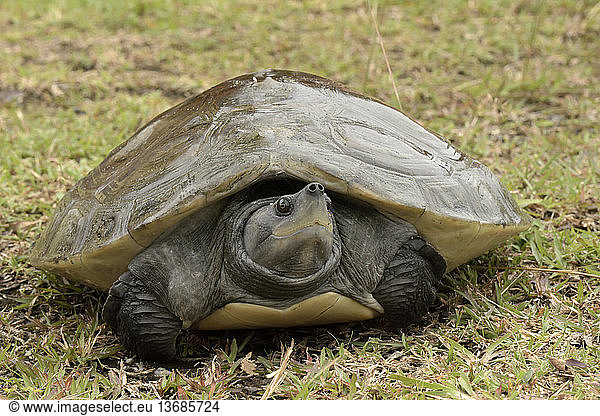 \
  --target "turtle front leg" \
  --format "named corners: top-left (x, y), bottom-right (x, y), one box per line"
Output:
top-left (103, 271), bottom-right (182, 361)
top-left (372, 236), bottom-right (446, 326)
